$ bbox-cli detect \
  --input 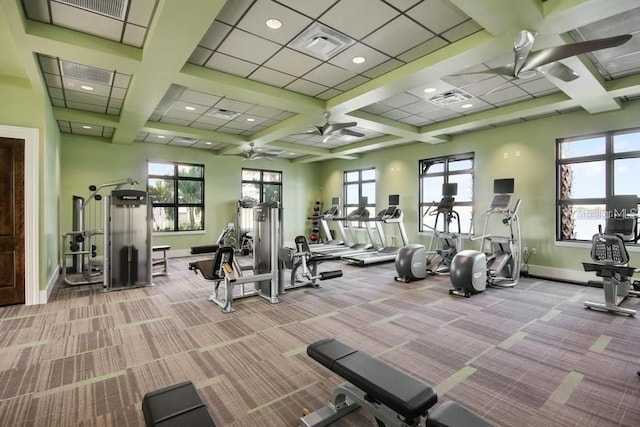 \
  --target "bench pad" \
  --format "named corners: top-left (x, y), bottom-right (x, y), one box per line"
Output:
top-left (308, 338), bottom-right (438, 421)
top-left (141, 381), bottom-right (216, 427)
top-left (427, 401), bottom-right (493, 427)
